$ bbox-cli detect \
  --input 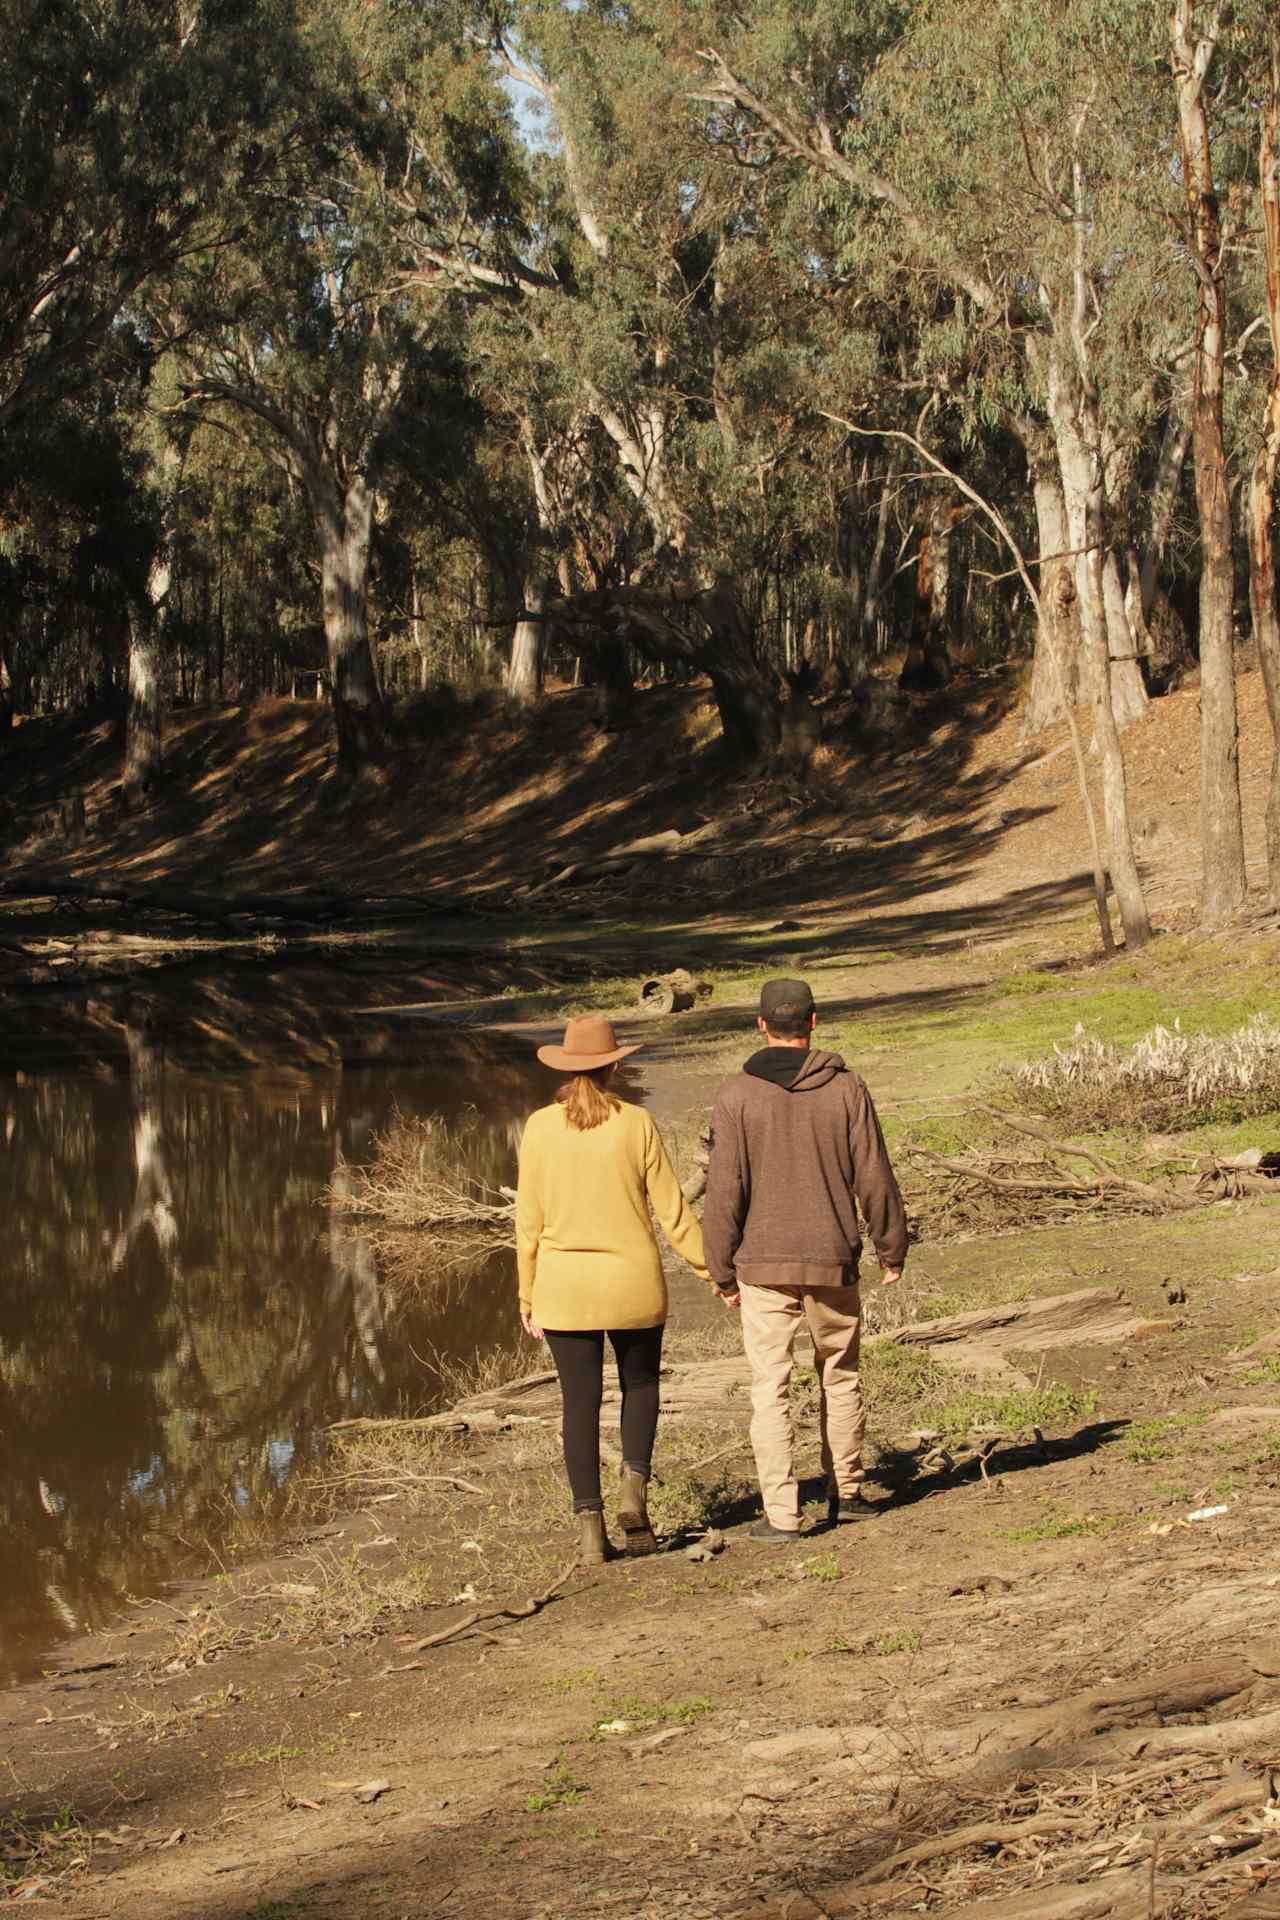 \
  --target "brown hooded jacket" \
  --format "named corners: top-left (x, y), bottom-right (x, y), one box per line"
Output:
top-left (702, 1046), bottom-right (908, 1291)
